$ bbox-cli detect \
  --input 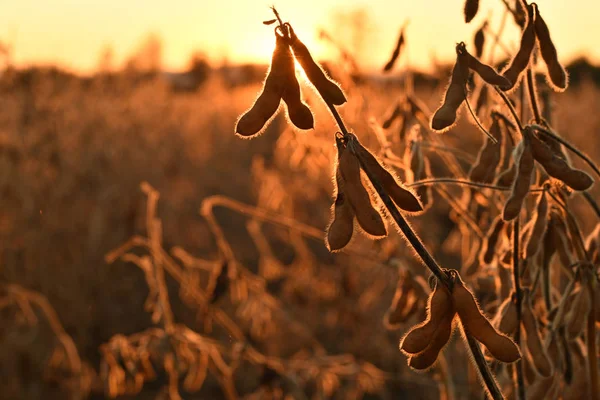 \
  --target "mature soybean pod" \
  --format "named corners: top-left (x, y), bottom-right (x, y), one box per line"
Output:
top-left (408, 311), bottom-right (455, 370)
top-left (236, 32), bottom-right (287, 137)
top-left (529, 132), bottom-right (593, 191)
top-left (524, 192), bottom-right (548, 259)
top-left (464, 0), bottom-right (479, 23)
top-left (501, 5), bottom-right (535, 90)
top-left (565, 286), bottom-right (591, 339)
top-left (386, 271), bottom-right (419, 327)
top-left (338, 146), bottom-right (387, 237)
top-left (534, 6), bottom-right (568, 91)
top-left (474, 23), bottom-right (486, 58)
top-left (466, 52), bottom-right (511, 89)
top-left (279, 35), bottom-right (314, 130)
top-left (326, 169), bottom-right (355, 251)
top-left (288, 25), bottom-right (346, 106)
top-left (479, 215), bottom-right (506, 264)
top-left (521, 292), bottom-right (553, 376)
top-left (469, 116), bottom-right (503, 183)
top-left (400, 282), bottom-right (454, 354)
top-left (503, 138), bottom-right (534, 221)
top-left (493, 296), bottom-right (518, 335)
top-left (431, 45), bottom-right (470, 132)
top-left (453, 276), bottom-right (521, 363)
top-left (354, 138), bottom-right (423, 213)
